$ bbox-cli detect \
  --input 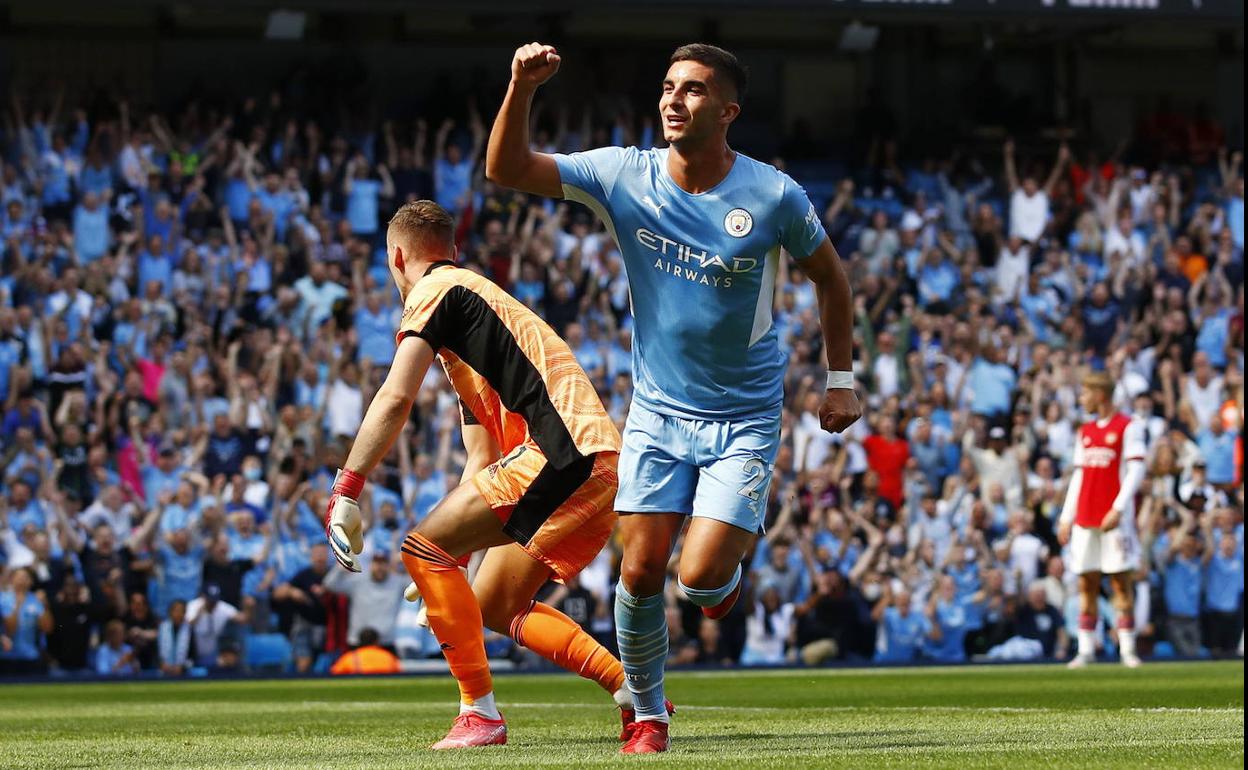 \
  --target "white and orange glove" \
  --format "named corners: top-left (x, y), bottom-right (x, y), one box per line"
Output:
top-left (324, 469), bottom-right (365, 572)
